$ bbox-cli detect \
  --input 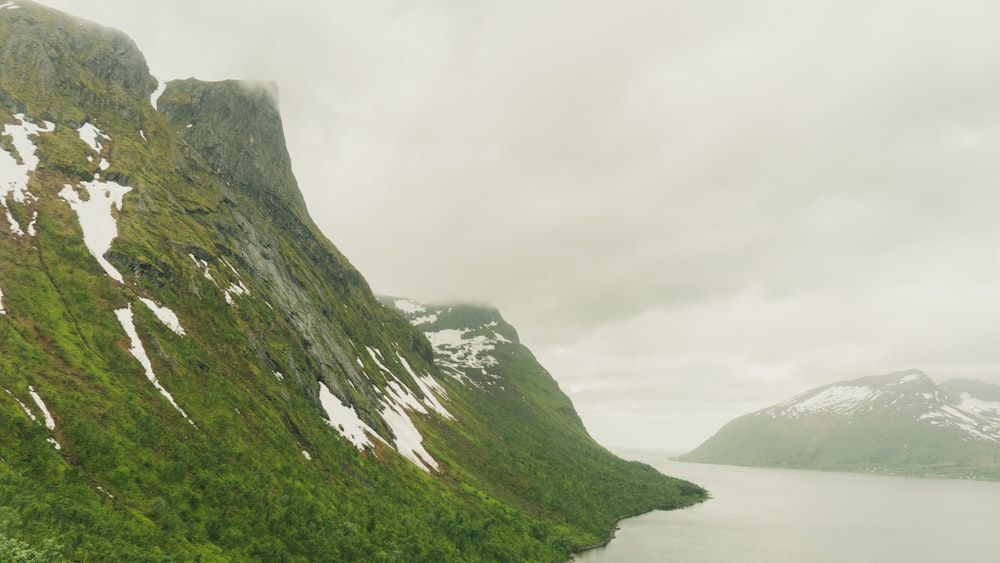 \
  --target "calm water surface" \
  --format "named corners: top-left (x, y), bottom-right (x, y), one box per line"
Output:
top-left (577, 452), bottom-right (1000, 563)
